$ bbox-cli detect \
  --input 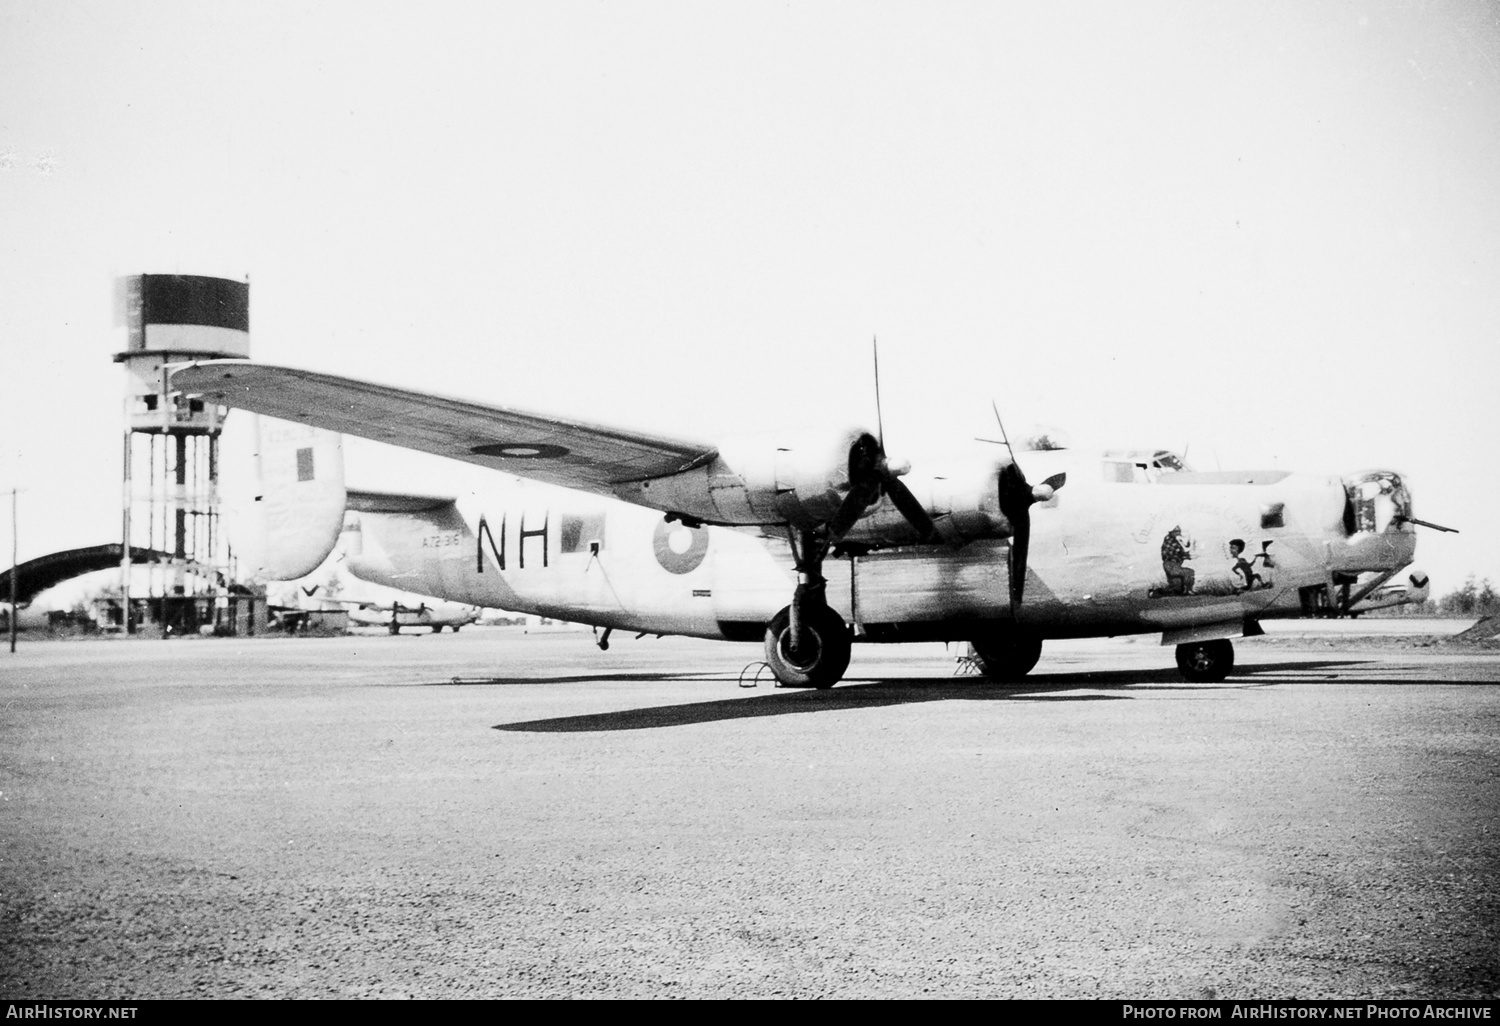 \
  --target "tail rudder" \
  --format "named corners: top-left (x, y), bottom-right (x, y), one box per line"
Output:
top-left (226, 415), bottom-right (347, 581)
